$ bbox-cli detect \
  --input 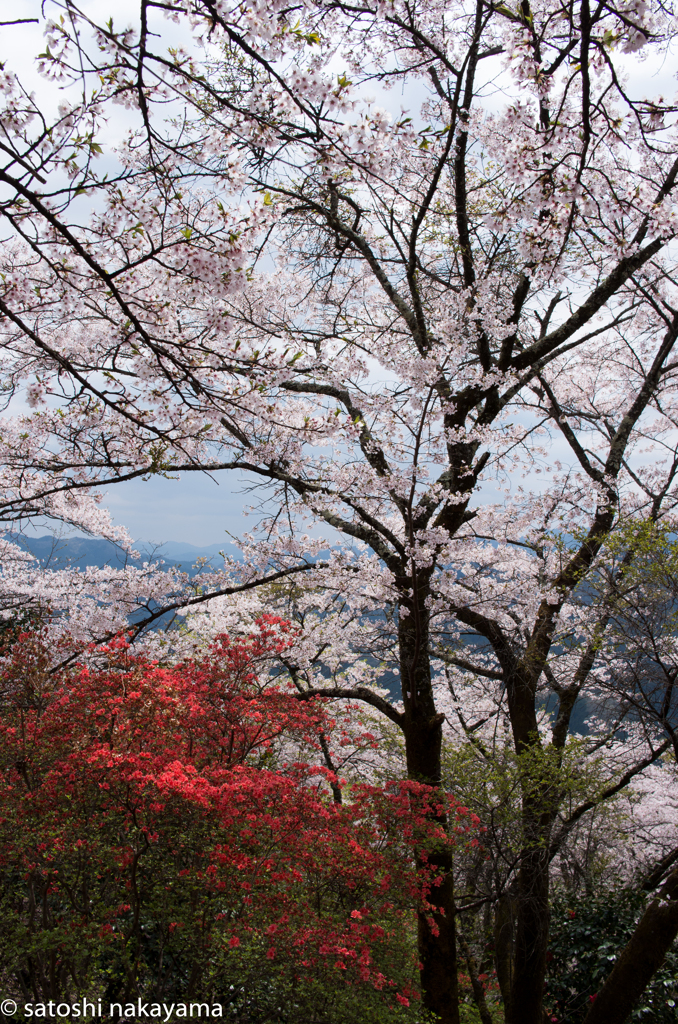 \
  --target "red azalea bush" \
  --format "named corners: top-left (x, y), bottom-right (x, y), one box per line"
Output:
top-left (0, 618), bottom-right (477, 1021)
